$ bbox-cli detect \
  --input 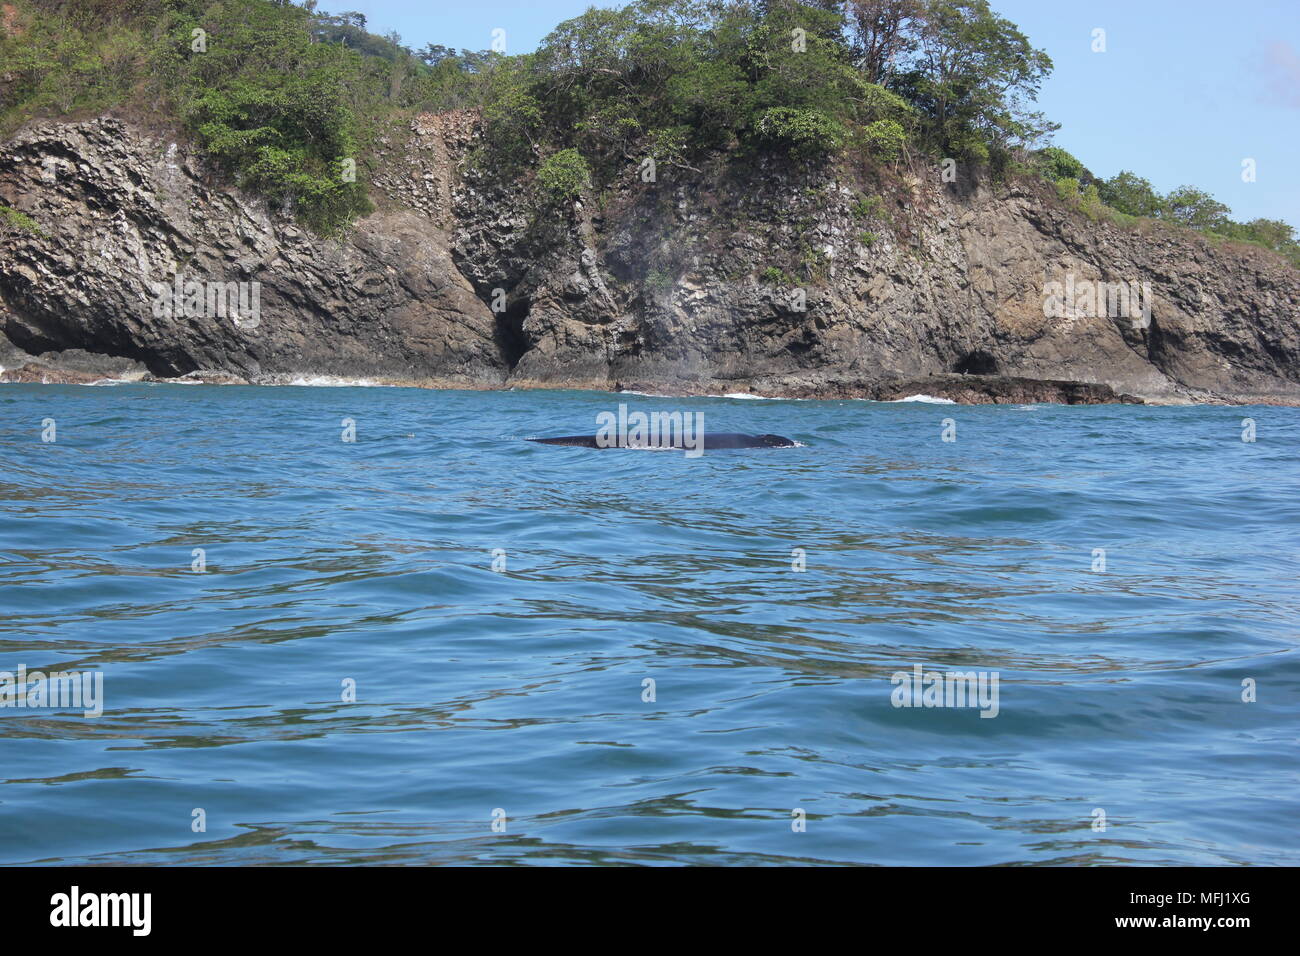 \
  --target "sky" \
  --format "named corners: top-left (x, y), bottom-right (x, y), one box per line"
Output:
top-left (335, 0), bottom-right (1300, 228)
